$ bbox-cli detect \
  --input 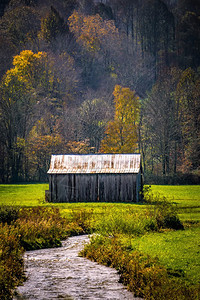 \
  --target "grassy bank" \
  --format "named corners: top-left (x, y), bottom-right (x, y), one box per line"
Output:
top-left (128, 227), bottom-right (200, 284)
top-left (0, 204), bottom-right (90, 299)
top-left (81, 186), bottom-right (200, 299)
top-left (0, 184), bottom-right (200, 299)
top-left (81, 235), bottom-right (199, 299)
